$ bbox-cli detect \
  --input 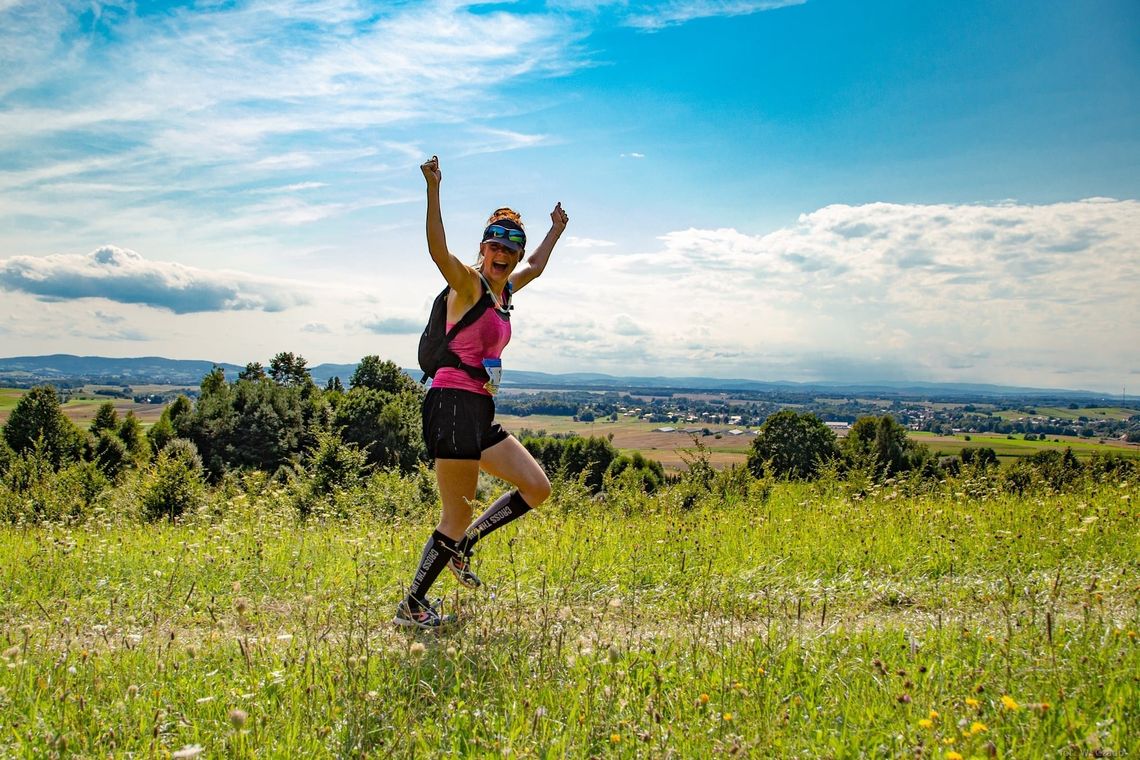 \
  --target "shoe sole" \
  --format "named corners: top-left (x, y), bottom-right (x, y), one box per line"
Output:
top-left (392, 613), bottom-right (459, 630)
top-left (448, 561), bottom-right (482, 589)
